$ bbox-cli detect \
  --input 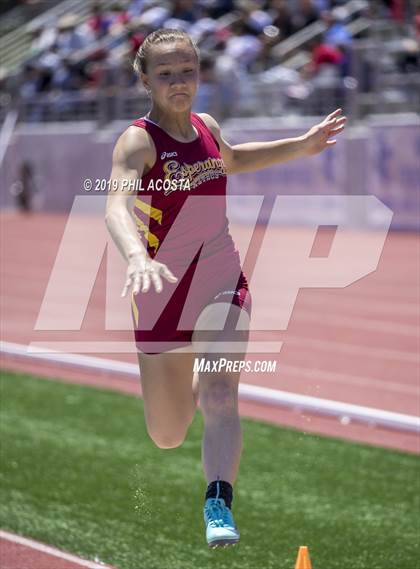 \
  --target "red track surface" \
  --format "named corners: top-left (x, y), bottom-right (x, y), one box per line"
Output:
top-left (1, 212), bottom-right (419, 568)
top-left (0, 531), bottom-right (116, 569)
top-left (1, 212), bottom-right (419, 452)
